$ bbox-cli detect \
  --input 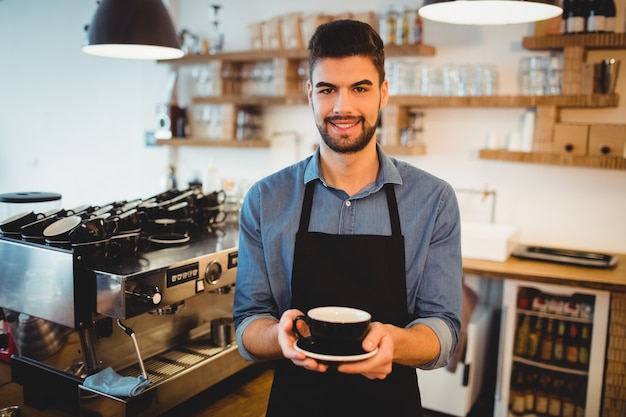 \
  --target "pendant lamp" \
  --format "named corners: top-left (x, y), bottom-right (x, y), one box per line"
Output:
top-left (419, 0), bottom-right (563, 25)
top-left (82, 0), bottom-right (184, 60)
